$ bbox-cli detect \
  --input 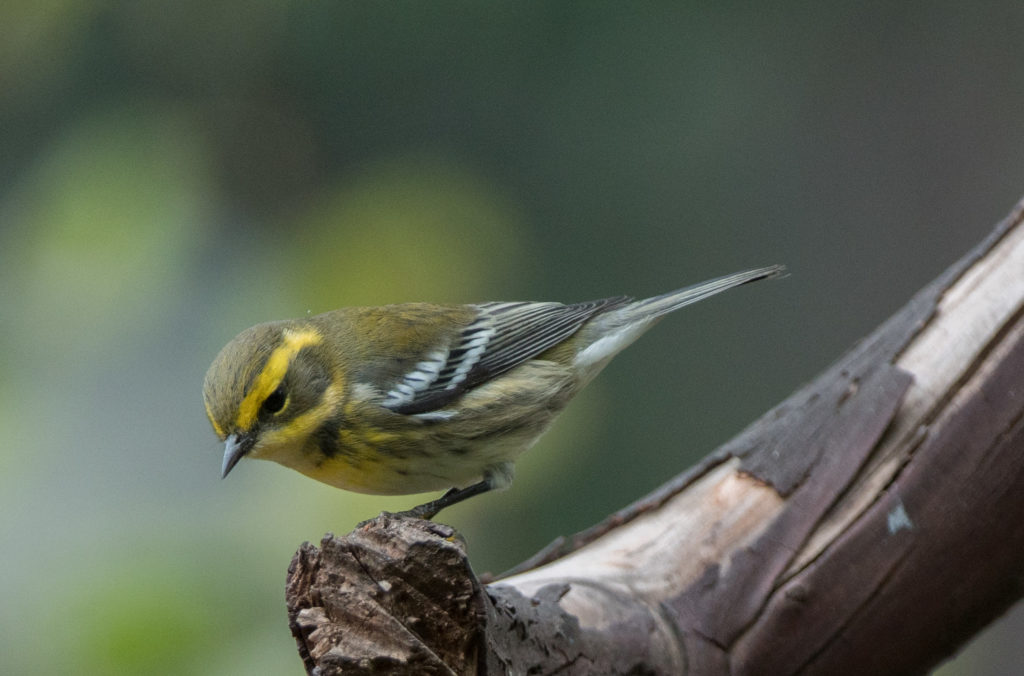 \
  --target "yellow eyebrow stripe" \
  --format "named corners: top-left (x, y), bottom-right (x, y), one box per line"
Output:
top-left (234, 327), bottom-right (323, 431)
